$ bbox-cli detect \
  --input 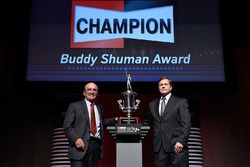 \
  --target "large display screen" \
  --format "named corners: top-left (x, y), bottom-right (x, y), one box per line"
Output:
top-left (26, 0), bottom-right (225, 82)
